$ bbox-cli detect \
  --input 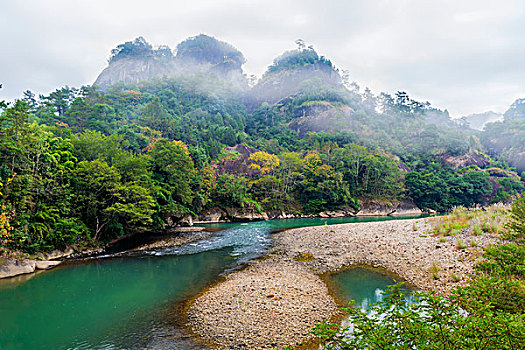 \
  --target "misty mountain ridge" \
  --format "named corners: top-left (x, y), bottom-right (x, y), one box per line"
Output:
top-left (461, 111), bottom-right (504, 131)
top-left (91, 35), bottom-right (525, 172)
top-left (94, 35), bottom-right (248, 92)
